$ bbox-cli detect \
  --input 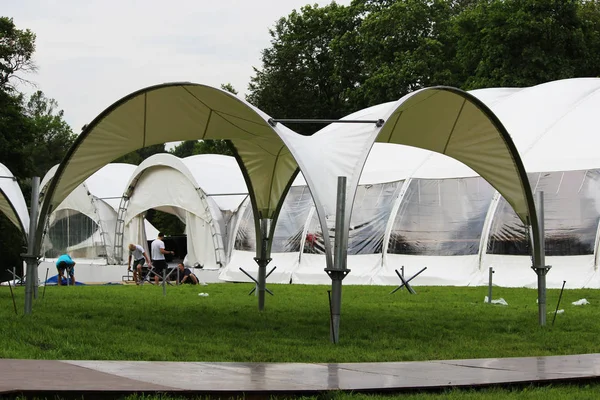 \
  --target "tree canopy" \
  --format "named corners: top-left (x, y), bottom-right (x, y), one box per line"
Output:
top-left (248, 0), bottom-right (600, 124)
